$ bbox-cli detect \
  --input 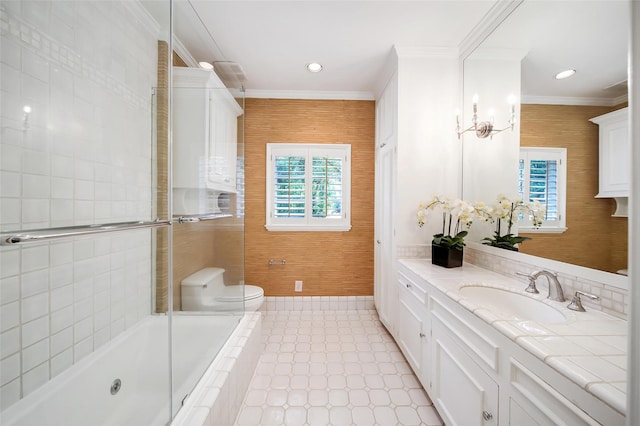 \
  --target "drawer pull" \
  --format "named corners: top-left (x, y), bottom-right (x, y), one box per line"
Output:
top-left (482, 411), bottom-right (493, 421)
